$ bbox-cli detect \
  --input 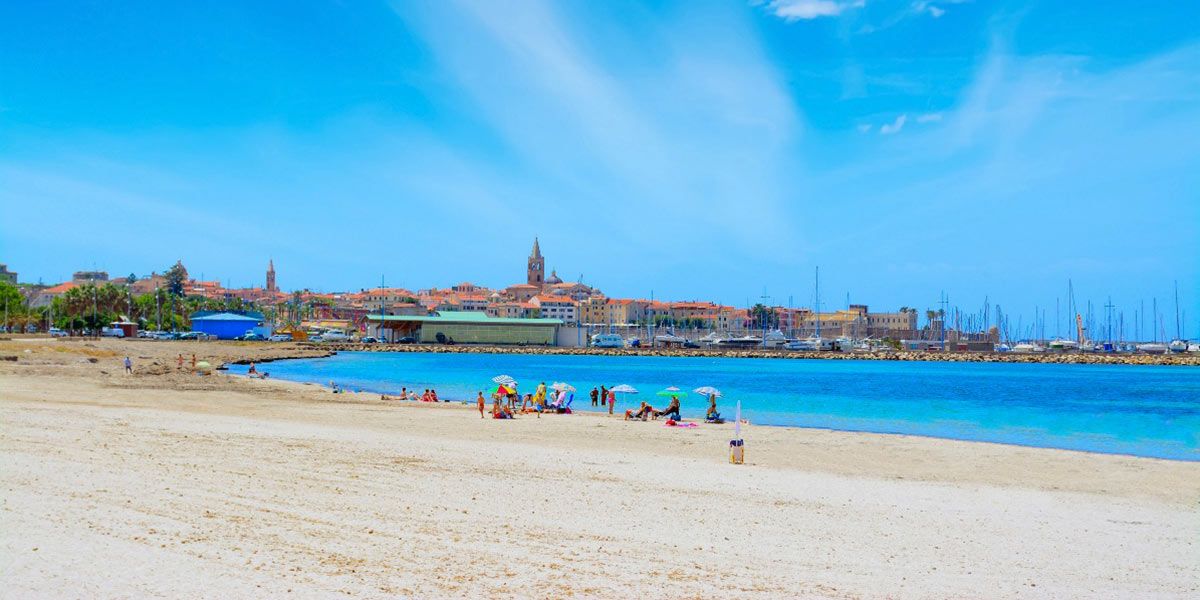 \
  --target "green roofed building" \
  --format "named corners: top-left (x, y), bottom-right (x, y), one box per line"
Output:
top-left (366, 311), bottom-right (563, 345)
